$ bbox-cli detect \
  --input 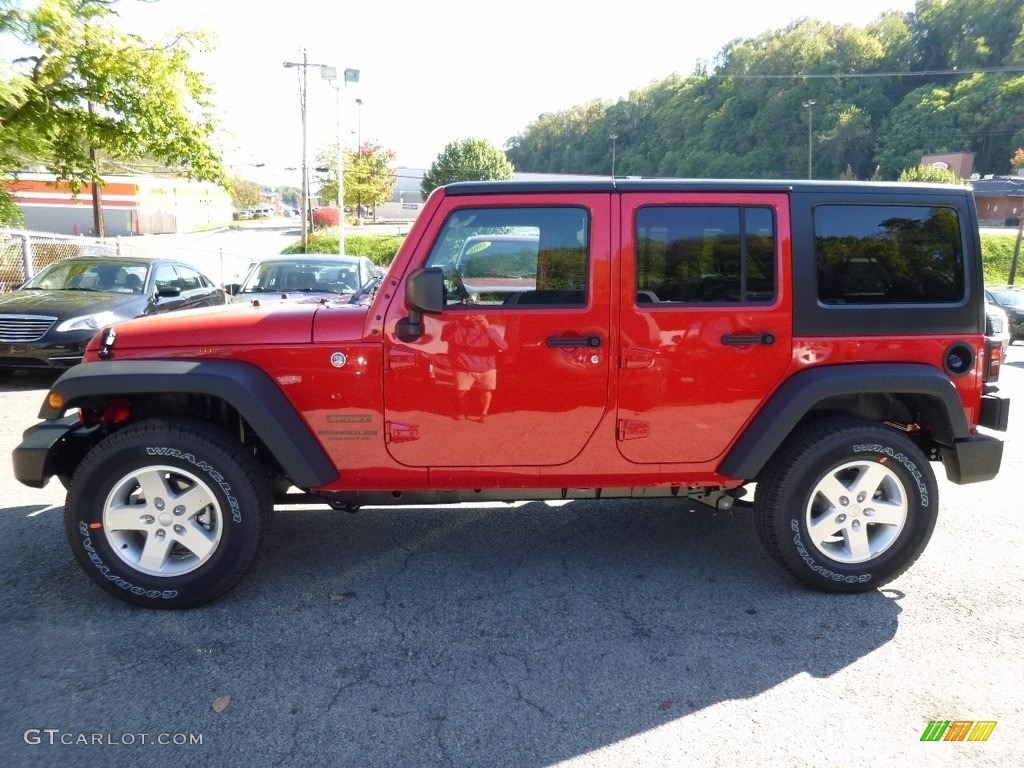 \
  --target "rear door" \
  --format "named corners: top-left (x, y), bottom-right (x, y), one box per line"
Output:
top-left (382, 194), bottom-right (612, 468)
top-left (616, 192), bottom-right (792, 464)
